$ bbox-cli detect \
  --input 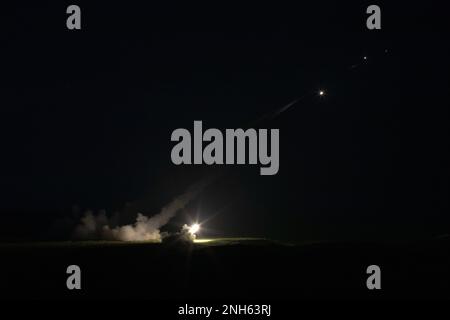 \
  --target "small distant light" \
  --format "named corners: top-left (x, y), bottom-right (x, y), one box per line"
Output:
top-left (363, 56), bottom-right (368, 60)
top-left (319, 90), bottom-right (325, 96)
